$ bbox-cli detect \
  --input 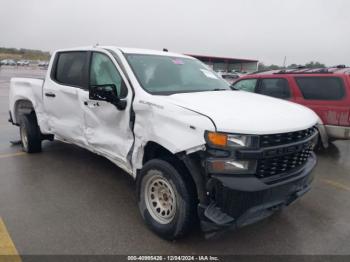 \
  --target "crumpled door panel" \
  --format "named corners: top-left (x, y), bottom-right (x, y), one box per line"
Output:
top-left (83, 98), bottom-right (134, 172)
